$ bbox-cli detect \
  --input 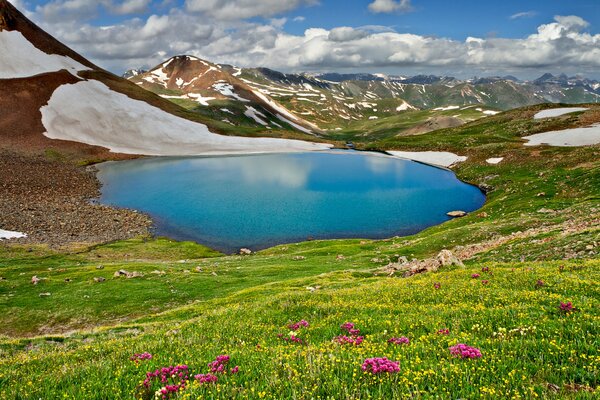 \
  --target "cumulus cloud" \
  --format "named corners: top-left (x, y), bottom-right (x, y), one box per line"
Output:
top-left (368, 0), bottom-right (413, 14)
top-left (34, 0), bottom-right (150, 23)
top-left (184, 0), bottom-right (318, 20)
